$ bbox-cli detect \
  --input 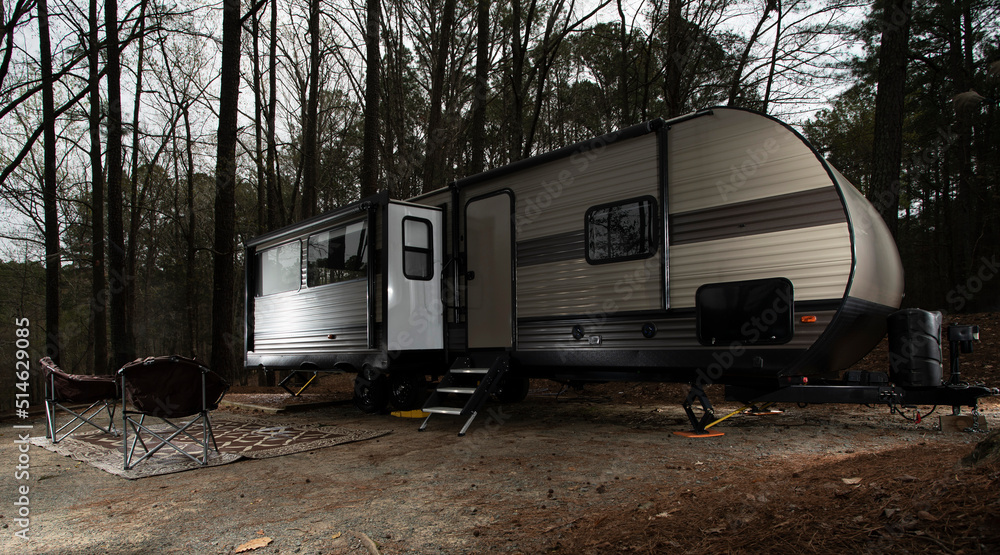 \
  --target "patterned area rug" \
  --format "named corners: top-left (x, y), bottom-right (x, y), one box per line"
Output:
top-left (30, 414), bottom-right (388, 480)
